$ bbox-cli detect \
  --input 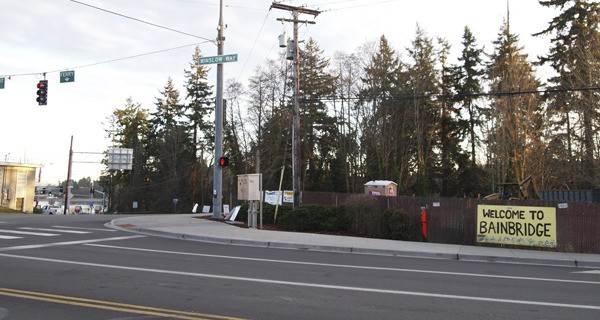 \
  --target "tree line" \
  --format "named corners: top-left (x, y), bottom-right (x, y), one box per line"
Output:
top-left (99, 0), bottom-right (600, 213)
